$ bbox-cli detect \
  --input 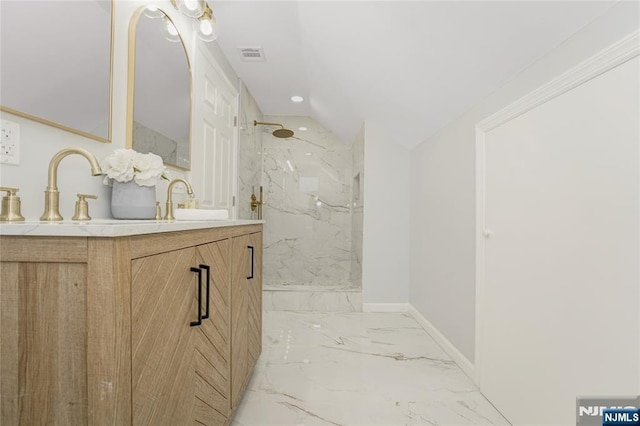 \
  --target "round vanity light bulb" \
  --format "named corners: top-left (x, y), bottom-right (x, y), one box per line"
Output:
top-left (184, 0), bottom-right (199, 11)
top-left (290, 96), bottom-right (304, 103)
top-left (193, 16), bottom-right (217, 42)
top-left (177, 0), bottom-right (205, 18)
top-left (200, 20), bottom-right (213, 36)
